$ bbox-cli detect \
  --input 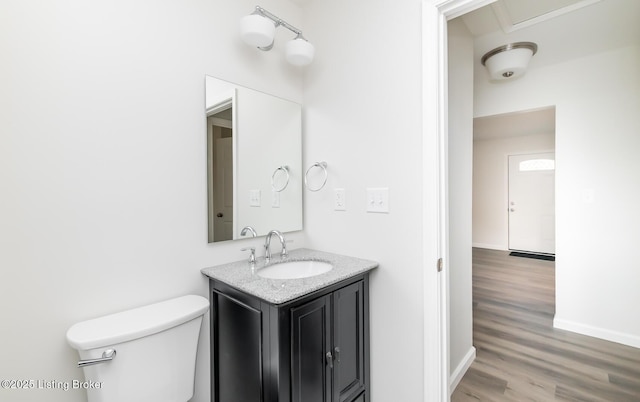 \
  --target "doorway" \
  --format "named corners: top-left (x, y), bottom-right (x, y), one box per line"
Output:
top-left (427, 0), bottom-right (640, 401)
top-left (472, 107), bottom-right (556, 252)
top-left (424, 1), bottom-right (565, 401)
